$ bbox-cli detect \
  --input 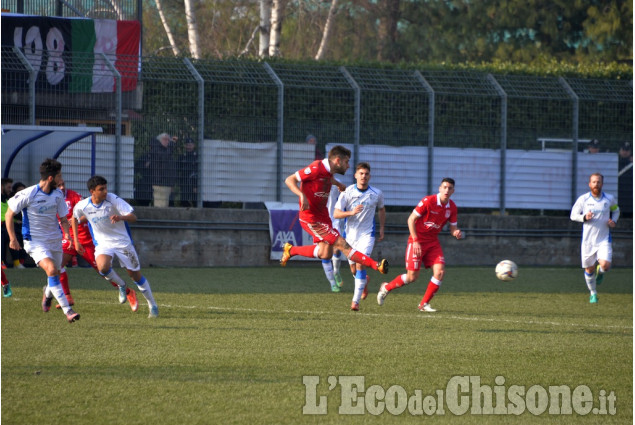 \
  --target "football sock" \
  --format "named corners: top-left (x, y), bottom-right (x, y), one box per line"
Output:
top-left (59, 268), bottom-right (71, 295)
top-left (598, 266), bottom-right (605, 274)
top-left (47, 276), bottom-right (71, 313)
top-left (420, 277), bottom-right (442, 306)
top-left (100, 268), bottom-right (126, 288)
top-left (332, 251), bottom-right (342, 274)
top-left (352, 270), bottom-right (367, 304)
top-left (386, 274), bottom-right (408, 291)
top-left (13, 259), bottom-right (21, 267)
top-left (584, 271), bottom-right (596, 294)
top-left (348, 249), bottom-right (377, 269)
top-left (135, 276), bottom-right (157, 307)
top-left (321, 260), bottom-right (336, 287)
top-left (290, 245), bottom-right (319, 259)
top-left (1, 270), bottom-right (8, 285)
